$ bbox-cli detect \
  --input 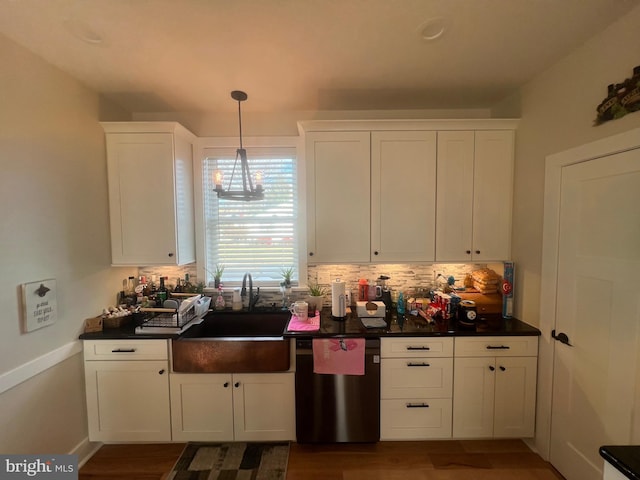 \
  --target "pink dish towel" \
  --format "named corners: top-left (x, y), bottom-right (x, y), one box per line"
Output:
top-left (312, 338), bottom-right (365, 375)
top-left (288, 313), bottom-right (320, 332)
